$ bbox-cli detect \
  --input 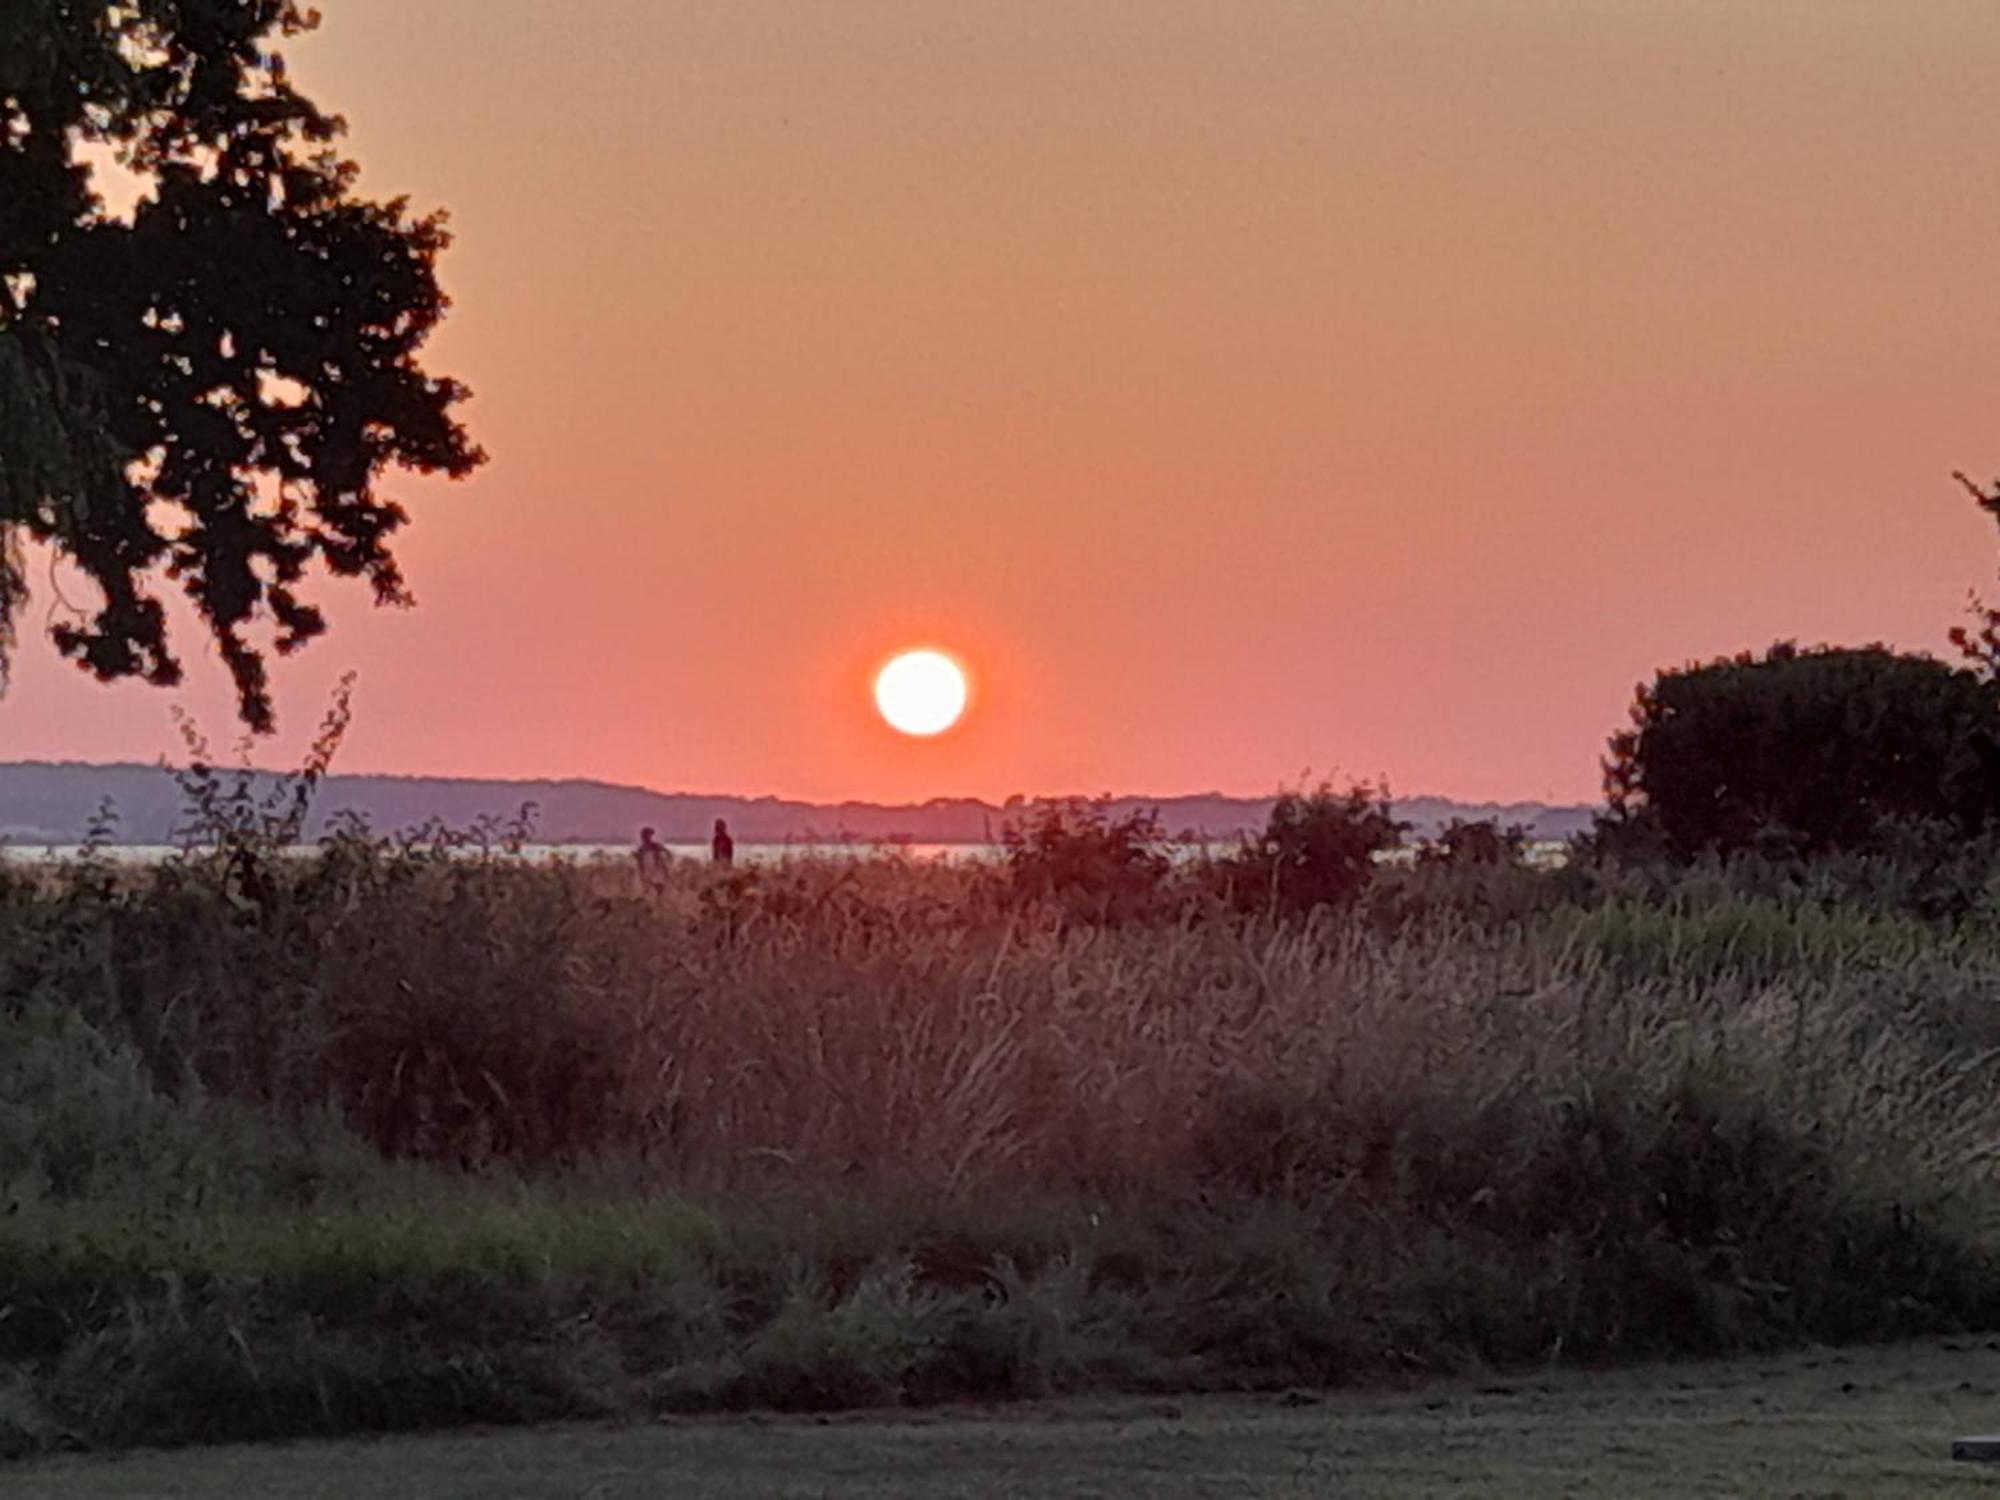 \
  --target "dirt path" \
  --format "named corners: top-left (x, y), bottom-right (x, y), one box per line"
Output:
top-left (13, 1338), bottom-right (2000, 1498)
